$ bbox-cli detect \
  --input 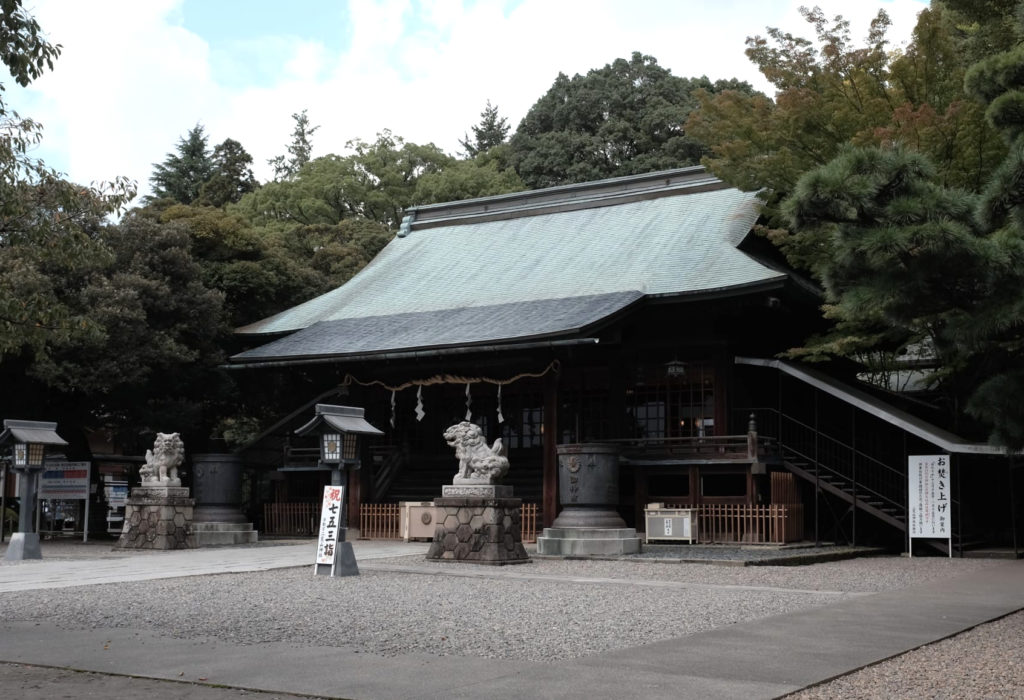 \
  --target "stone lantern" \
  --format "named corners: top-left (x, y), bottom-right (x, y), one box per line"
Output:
top-left (1, 419), bottom-right (68, 561)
